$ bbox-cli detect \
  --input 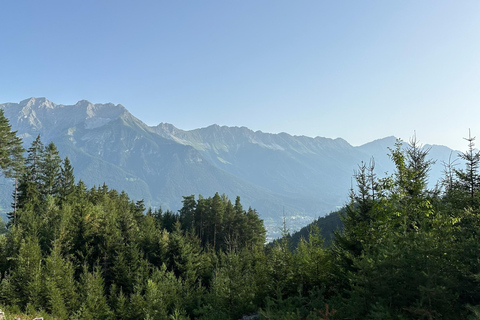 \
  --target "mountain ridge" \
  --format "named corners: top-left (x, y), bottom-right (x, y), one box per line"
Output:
top-left (0, 97), bottom-right (461, 237)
